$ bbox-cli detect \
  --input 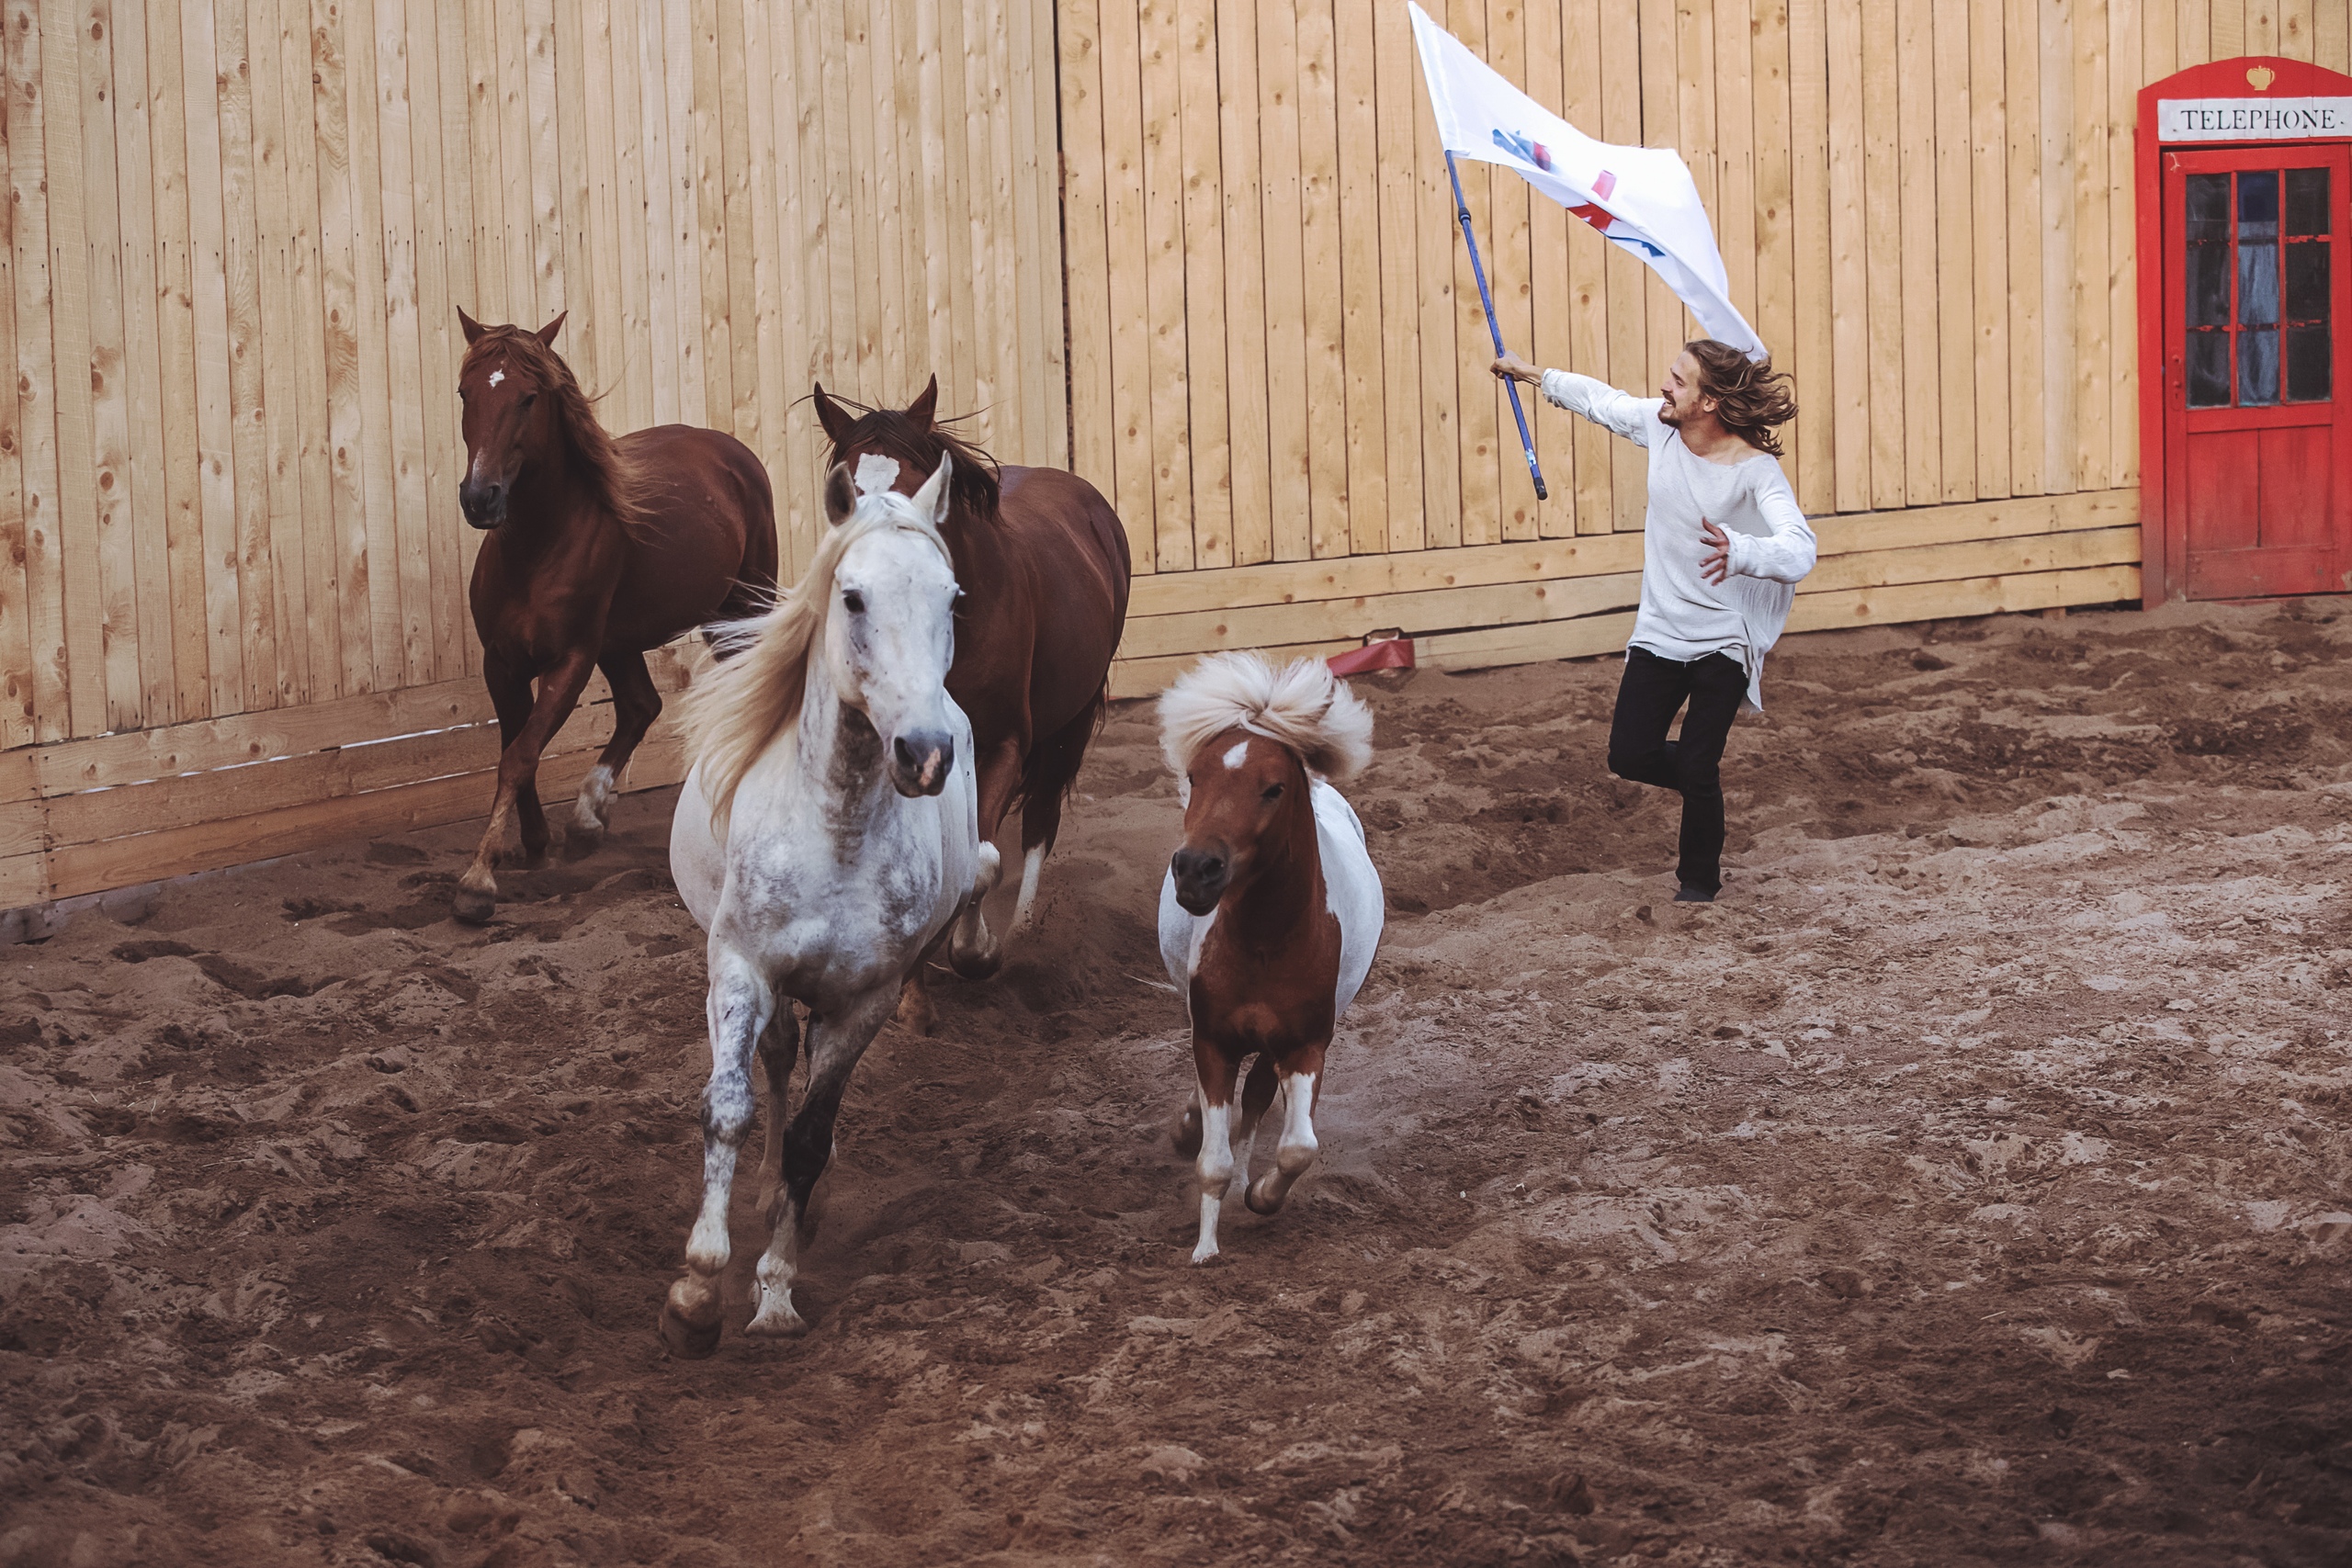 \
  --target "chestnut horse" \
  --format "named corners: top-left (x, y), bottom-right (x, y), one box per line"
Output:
top-left (811, 380), bottom-right (1131, 1027)
top-left (1157, 653), bottom-right (1385, 1264)
top-left (452, 310), bottom-right (777, 924)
